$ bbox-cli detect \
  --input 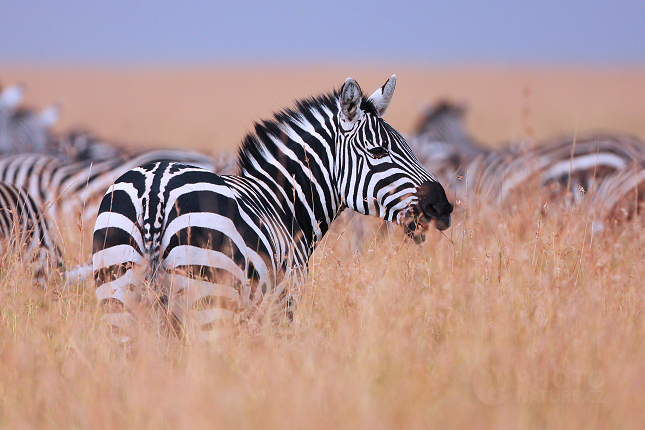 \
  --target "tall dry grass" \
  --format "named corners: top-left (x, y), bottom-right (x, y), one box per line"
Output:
top-left (1, 187), bottom-right (644, 429)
